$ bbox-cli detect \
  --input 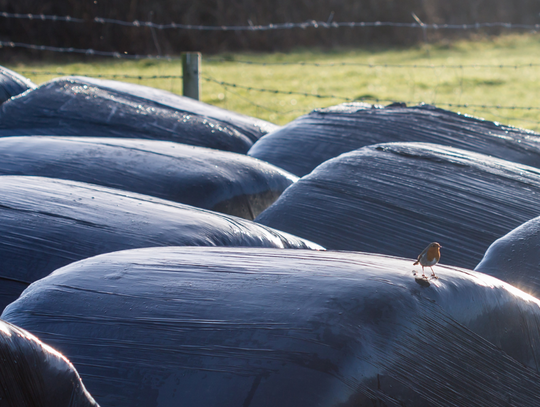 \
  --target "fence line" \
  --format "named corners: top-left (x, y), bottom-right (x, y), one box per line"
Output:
top-left (4, 14), bottom-right (540, 129)
top-left (219, 85), bottom-right (309, 115)
top-left (5, 40), bottom-right (539, 71)
top-left (193, 76), bottom-right (540, 129)
top-left (17, 71), bottom-right (182, 80)
top-left (17, 69), bottom-right (540, 114)
top-left (206, 58), bottom-right (540, 70)
top-left (202, 76), bottom-right (354, 102)
top-left (1, 11), bottom-right (540, 31)
top-left (202, 75), bottom-right (540, 112)
top-left (0, 41), bottom-right (178, 60)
